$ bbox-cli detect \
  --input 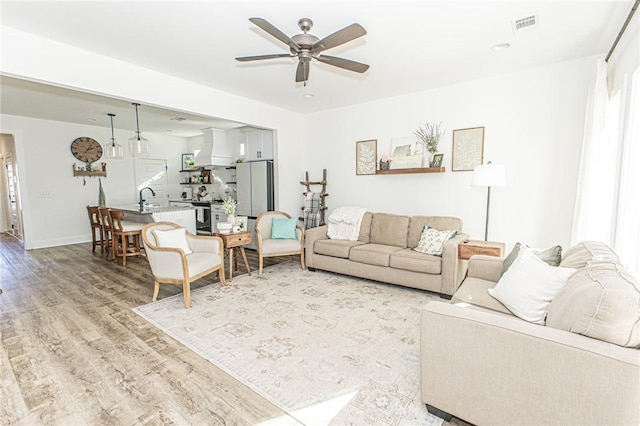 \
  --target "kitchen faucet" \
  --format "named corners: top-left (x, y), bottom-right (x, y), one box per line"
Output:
top-left (139, 187), bottom-right (156, 210)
